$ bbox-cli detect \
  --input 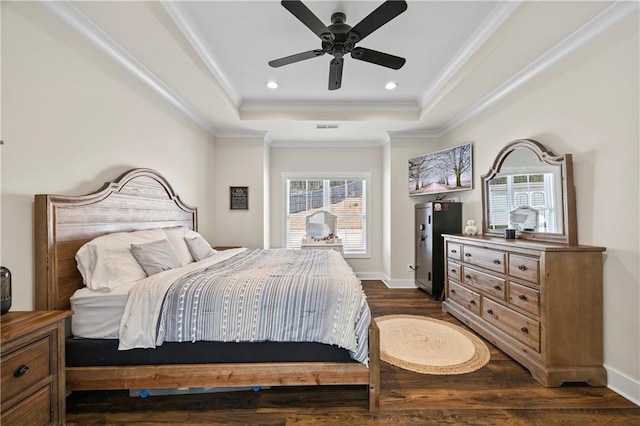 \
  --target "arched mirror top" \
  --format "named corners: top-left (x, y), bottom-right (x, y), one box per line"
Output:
top-left (481, 139), bottom-right (577, 245)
